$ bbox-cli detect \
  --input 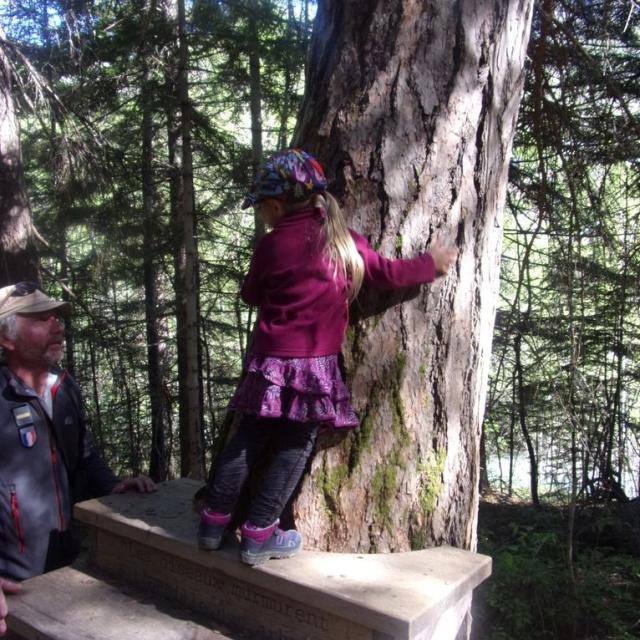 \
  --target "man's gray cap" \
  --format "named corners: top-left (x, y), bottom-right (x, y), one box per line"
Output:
top-left (0, 284), bottom-right (71, 322)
